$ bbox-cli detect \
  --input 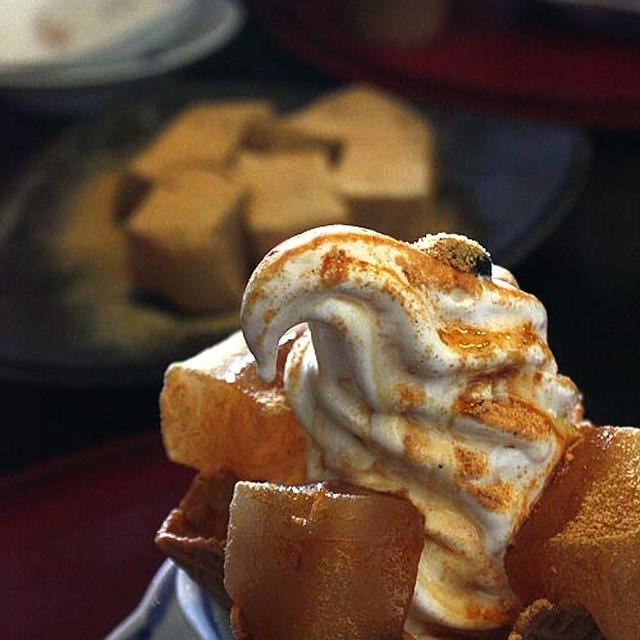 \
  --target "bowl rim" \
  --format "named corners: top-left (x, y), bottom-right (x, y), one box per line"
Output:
top-left (0, 0), bottom-right (244, 89)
